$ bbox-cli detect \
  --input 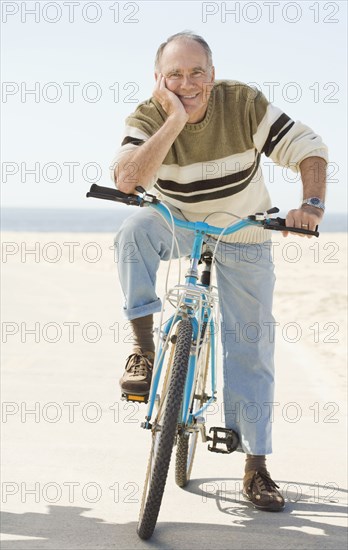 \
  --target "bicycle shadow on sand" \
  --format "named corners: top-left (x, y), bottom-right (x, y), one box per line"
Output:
top-left (0, 480), bottom-right (347, 550)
